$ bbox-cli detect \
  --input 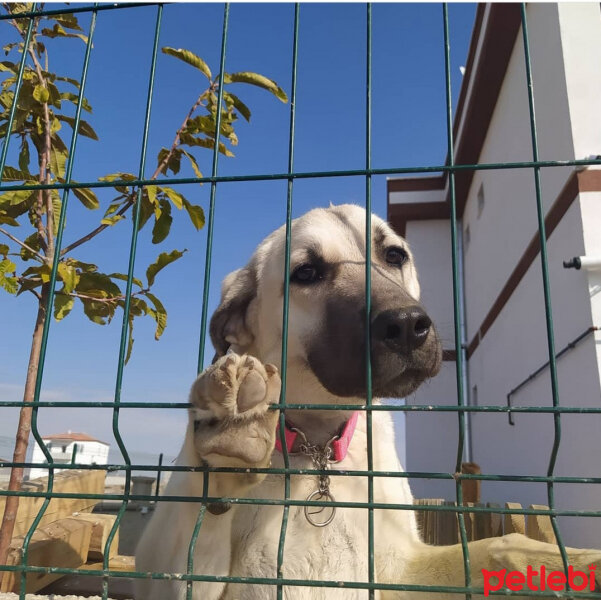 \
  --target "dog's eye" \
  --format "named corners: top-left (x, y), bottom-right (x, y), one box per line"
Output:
top-left (386, 247), bottom-right (408, 266)
top-left (291, 264), bottom-right (319, 284)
